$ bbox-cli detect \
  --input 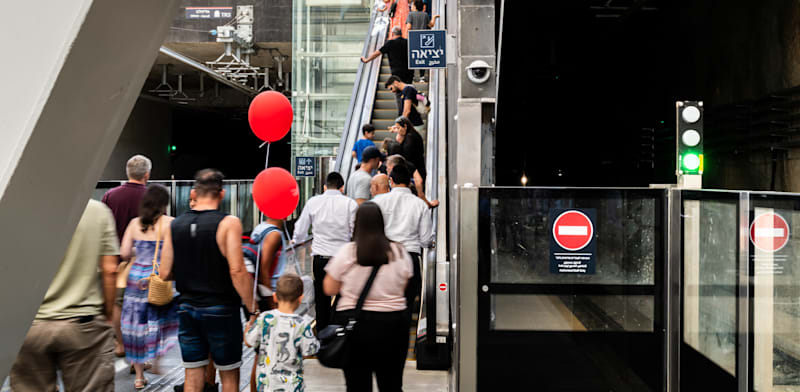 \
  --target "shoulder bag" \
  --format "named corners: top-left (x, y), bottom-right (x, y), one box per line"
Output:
top-left (140, 218), bottom-right (174, 306)
top-left (317, 265), bottom-right (381, 368)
